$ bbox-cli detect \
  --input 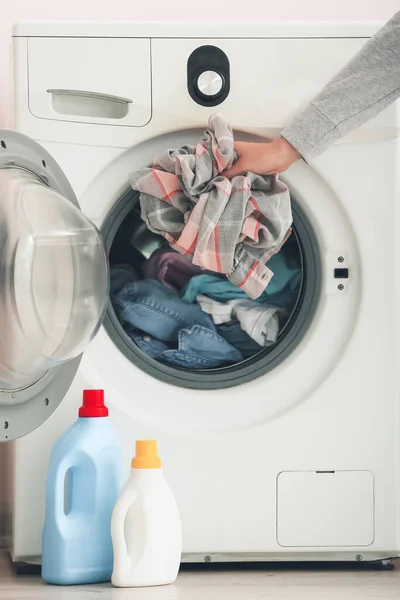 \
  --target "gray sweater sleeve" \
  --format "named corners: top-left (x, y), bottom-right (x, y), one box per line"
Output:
top-left (281, 11), bottom-right (400, 161)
